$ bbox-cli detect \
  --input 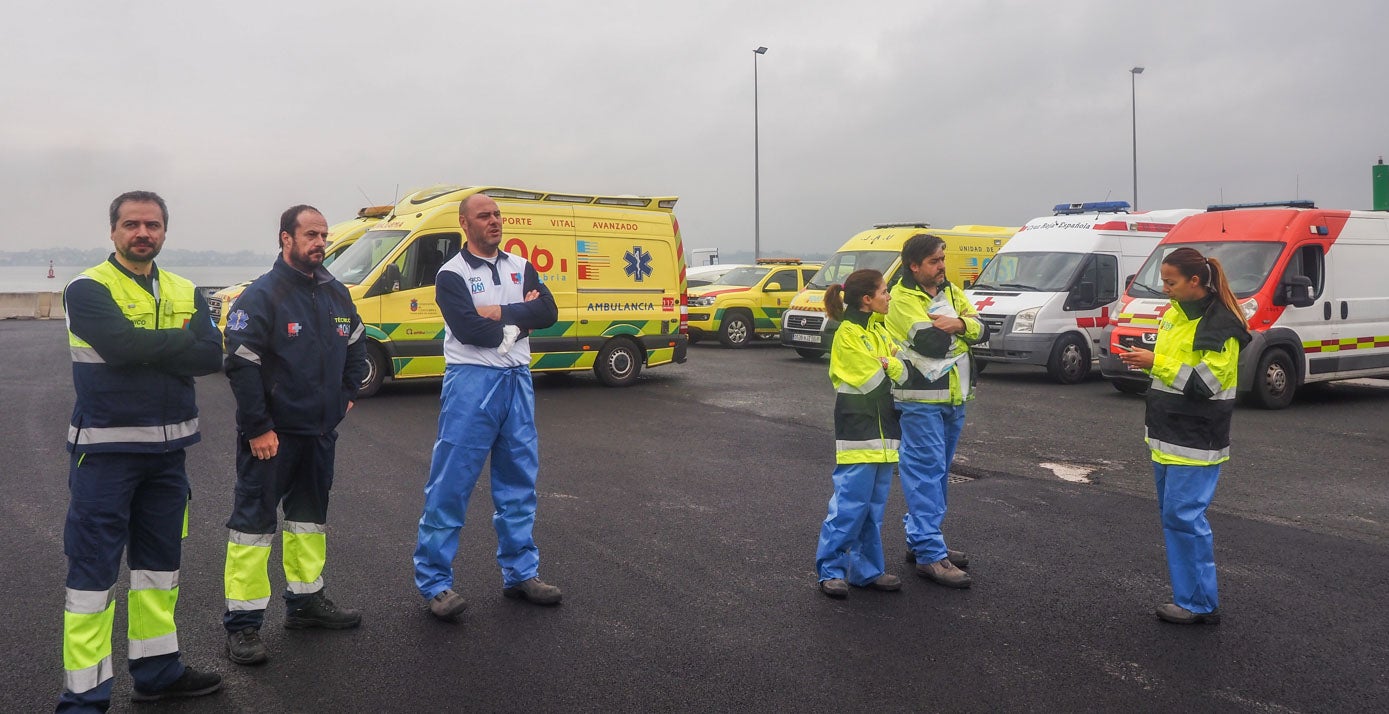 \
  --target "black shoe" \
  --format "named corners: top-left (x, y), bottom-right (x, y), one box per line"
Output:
top-left (502, 577), bottom-right (563, 605)
top-left (130, 665), bottom-right (222, 701)
top-left (285, 591), bottom-right (362, 629)
top-left (226, 627), bottom-right (268, 665)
